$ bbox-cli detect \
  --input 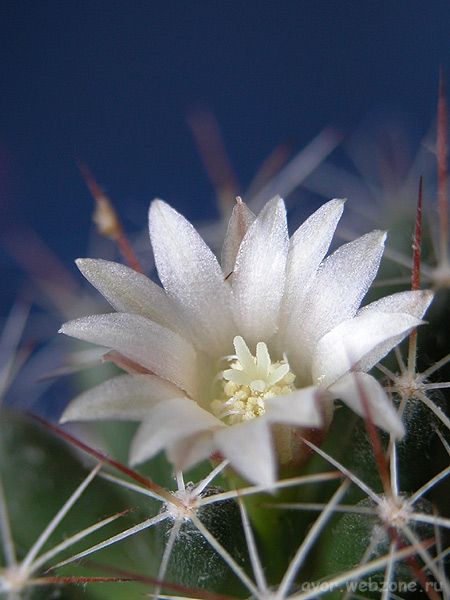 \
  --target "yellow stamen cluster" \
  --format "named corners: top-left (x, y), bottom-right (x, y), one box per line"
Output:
top-left (211, 336), bottom-right (296, 425)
